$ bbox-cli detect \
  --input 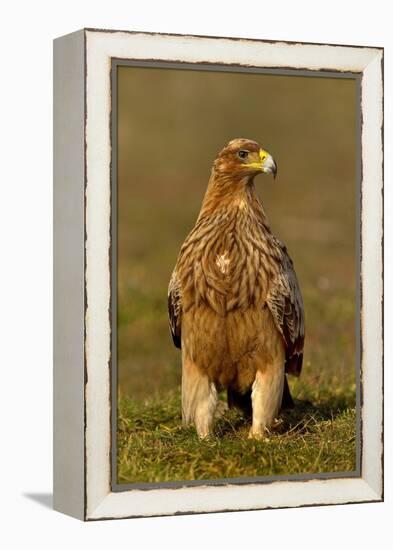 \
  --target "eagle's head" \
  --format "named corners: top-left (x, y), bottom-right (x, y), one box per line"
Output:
top-left (213, 138), bottom-right (277, 180)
